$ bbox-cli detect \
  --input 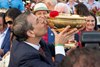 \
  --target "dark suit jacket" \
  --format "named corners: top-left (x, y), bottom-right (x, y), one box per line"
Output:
top-left (9, 39), bottom-right (64, 67)
top-left (1, 28), bottom-right (10, 56)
